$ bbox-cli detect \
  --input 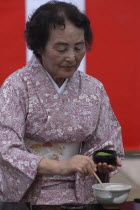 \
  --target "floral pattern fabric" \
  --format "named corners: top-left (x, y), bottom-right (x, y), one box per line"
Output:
top-left (0, 55), bottom-right (124, 204)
